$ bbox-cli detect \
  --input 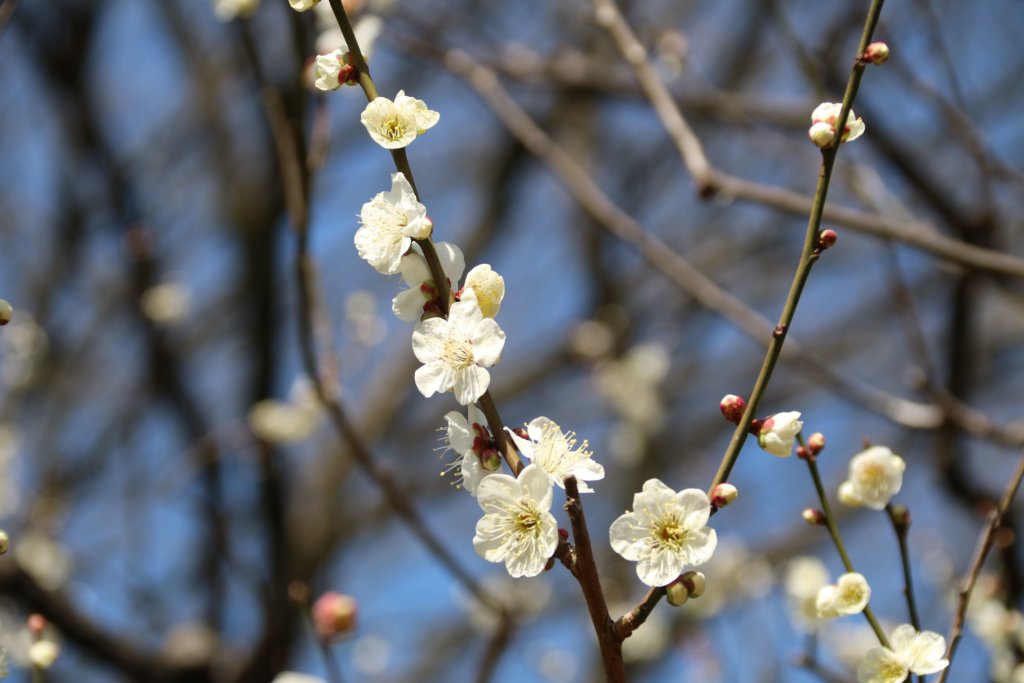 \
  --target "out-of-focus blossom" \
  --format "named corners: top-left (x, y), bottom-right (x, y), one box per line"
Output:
top-left (784, 556), bottom-right (830, 631)
top-left (857, 625), bottom-right (949, 682)
top-left (141, 282), bottom-right (190, 326)
top-left (816, 572), bottom-right (871, 618)
top-left (212, 0), bottom-right (258, 20)
top-left (838, 446), bottom-right (906, 510)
